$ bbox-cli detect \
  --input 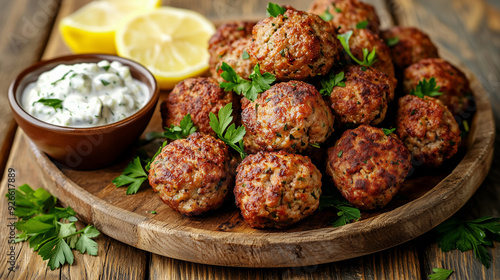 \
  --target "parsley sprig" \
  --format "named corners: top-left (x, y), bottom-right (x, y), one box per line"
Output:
top-left (356, 20), bottom-right (368, 29)
top-left (6, 184), bottom-right (100, 270)
top-left (319, 190), bottom-right (361, 227)
top-left (337, 30), bottom-right (377, 67)
top-left (383, 128), bottom-right (396, 135)
top-left (319, 71), bottom-right (346, 96)
top-left (35, 98), bottom-right (63, 110)
top-left (320, 9), bottom-right (333, 21)
top-left (410, 77), bottom-right (443, 98)
top-left (146, 114), bottom-right (197, 141)
top-left (267, 2), bottom-right (286, 17)
top-left (219, 63), bottom-right (275, 102)
top-left (436, 216), bottom-right (500, 268)
top-left (112, 157), bottom-right (149, 195)
top-left (209, 103), bottom-right (247, 159)
top-left (428, 268), bottom-right (454, 280)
